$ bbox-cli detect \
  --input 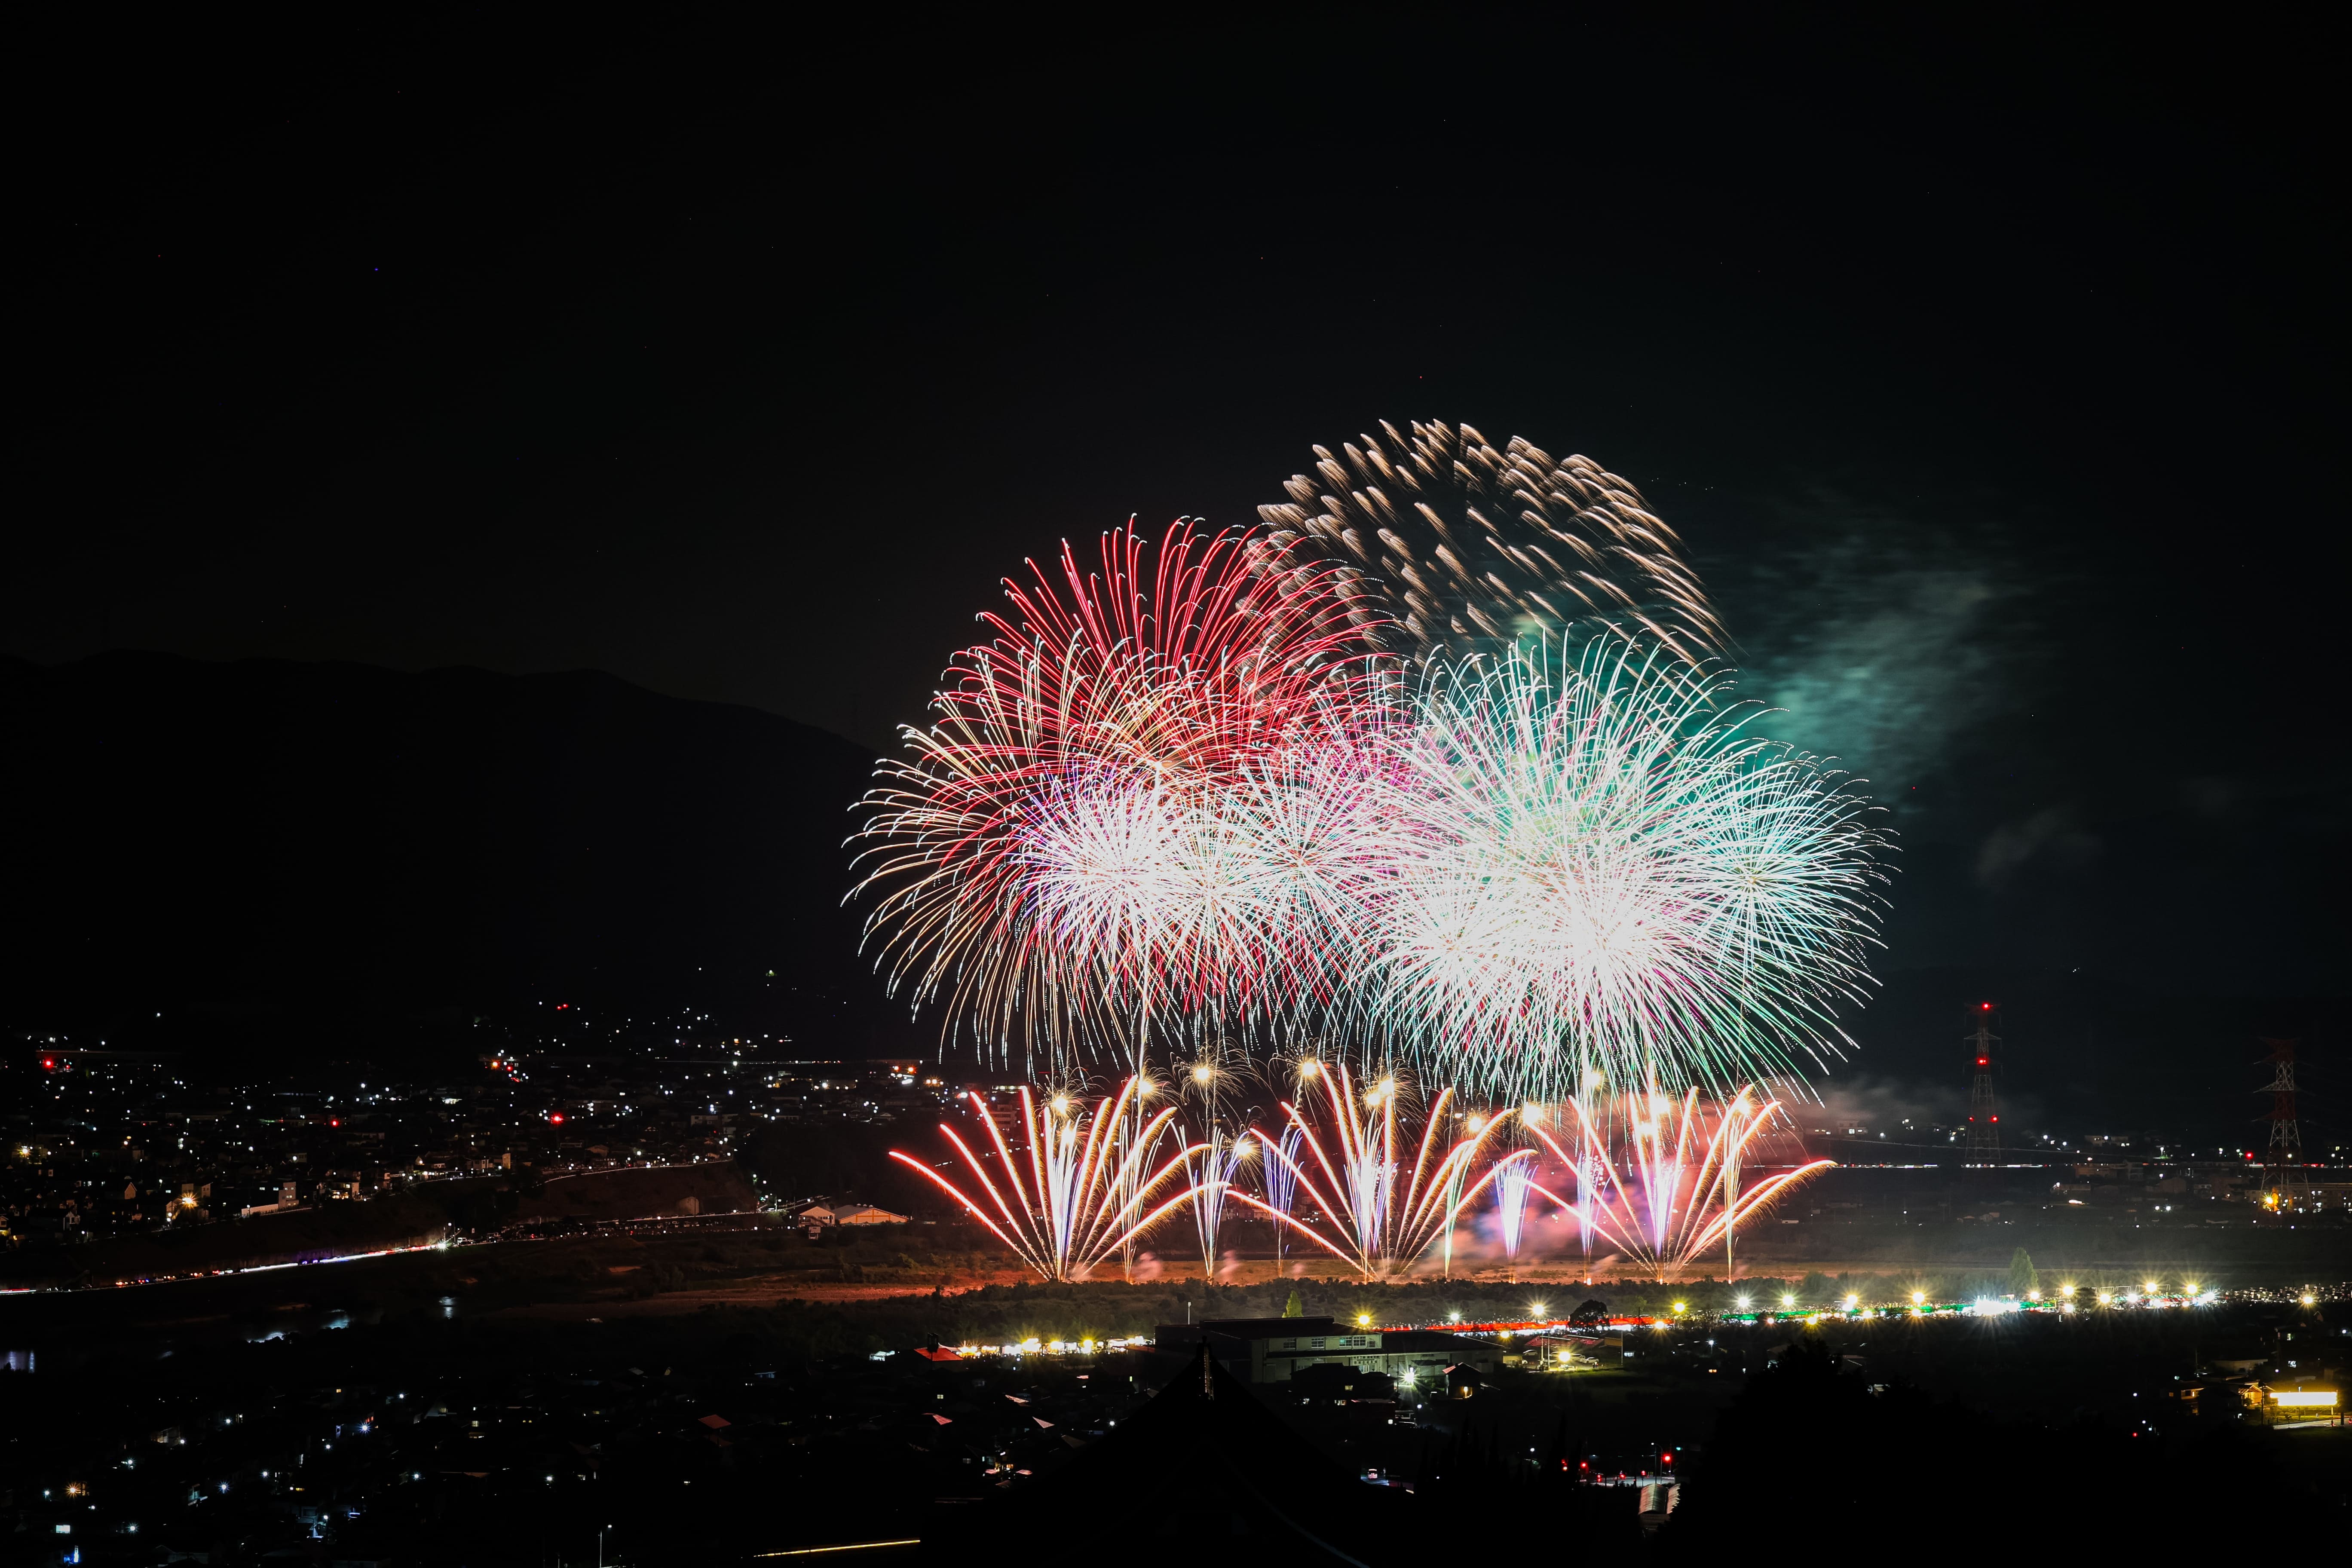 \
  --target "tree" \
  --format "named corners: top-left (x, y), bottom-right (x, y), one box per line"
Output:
top-left (1283, 1288), bottom-right (1305, 1318)
top-left (2009, 1247), bottom-right (2038, 1298)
